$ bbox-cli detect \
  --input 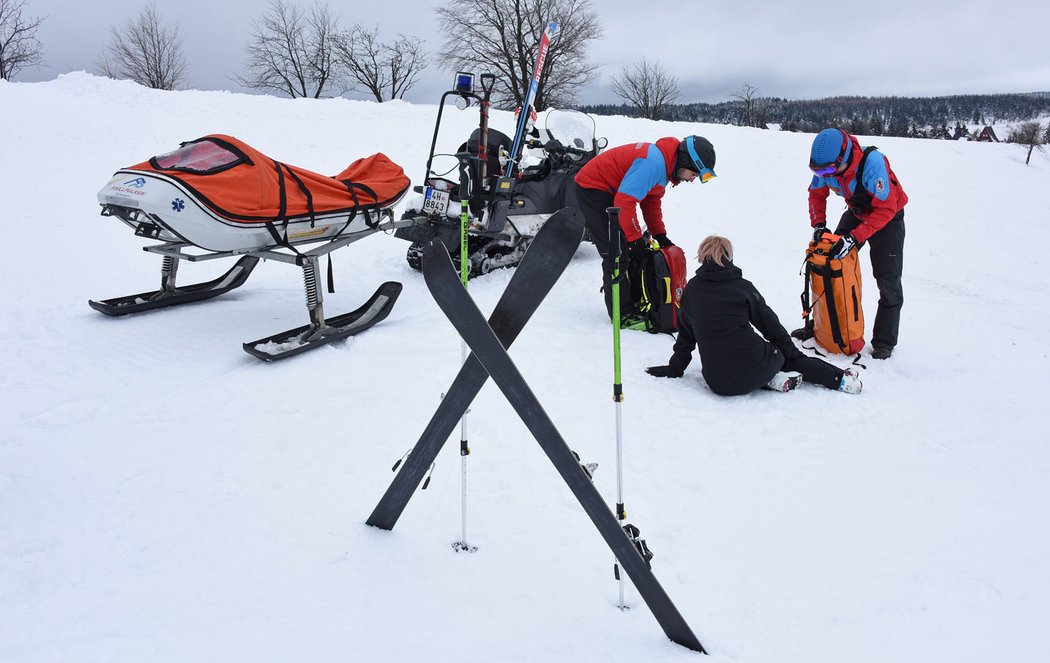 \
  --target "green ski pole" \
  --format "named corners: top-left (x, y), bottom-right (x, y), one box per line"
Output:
top-left (453, 158), bottom-right (476, 553)
top-left (606, 206), bottom-right (629, 609)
